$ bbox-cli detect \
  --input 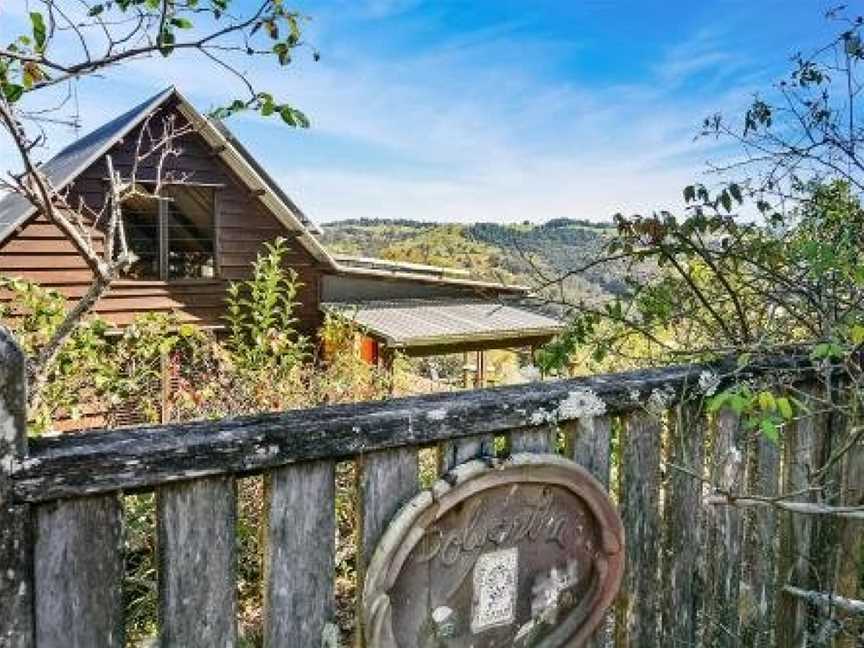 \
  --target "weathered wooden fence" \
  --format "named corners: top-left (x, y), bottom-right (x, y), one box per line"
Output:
top-left (0, 330), bottom-right (861, 647)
